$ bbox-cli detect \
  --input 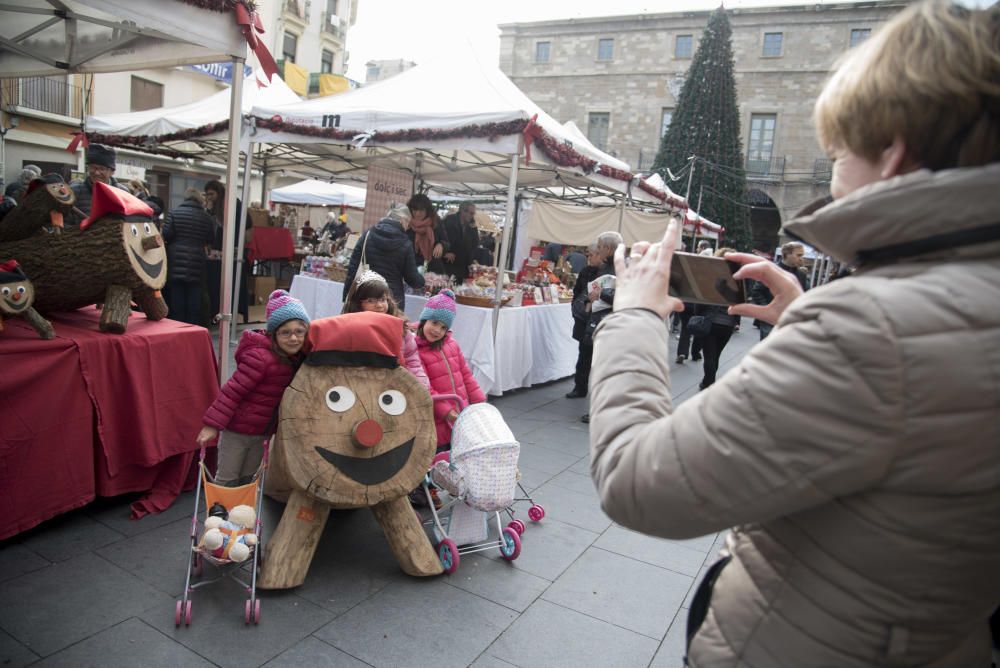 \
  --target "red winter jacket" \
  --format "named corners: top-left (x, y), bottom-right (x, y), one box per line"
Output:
top-left (202, 329), bottom-right (299, 435)
top-left (416, 333), bottom-right (486, 446)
